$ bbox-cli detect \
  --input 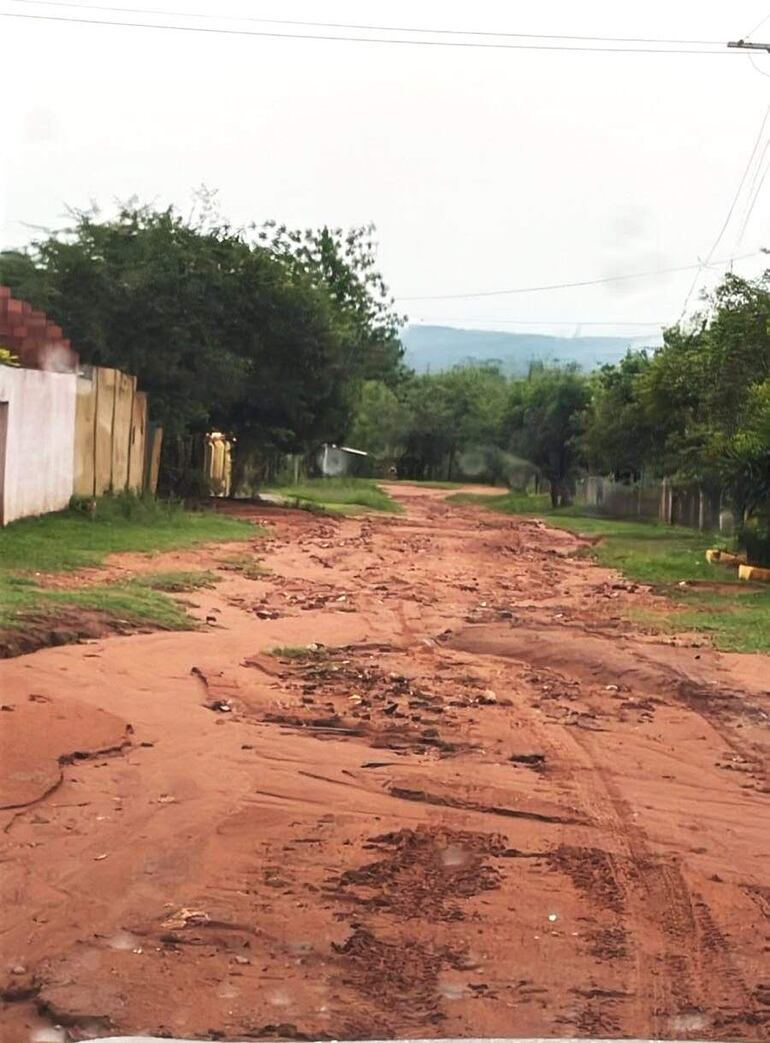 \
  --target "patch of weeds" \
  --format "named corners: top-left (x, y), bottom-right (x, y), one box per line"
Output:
top-left (131, 569), bottom-right (221, 593)
top-left (459, 493), bottom-right (769, 653)
top-left (448, 491), bottom-right (551, 513)
top-left (269, 644), bottom-right (328, 661)
top-left (0, 495), bottom-right (256, 640)
top-left (0, 578), bottom-right (192, 634)
top-left (47, 583), bottom-right (191, 629)
top-left (0, 495), bottom-right (254, 573)
top-left (398, 480), bottom-right (469, 489)
top-left (629, 589), bottom-right (770, 654)
top-left (265, 478), bottom-right (402, 514)
top-left (218, 553), bottom-right (272, 579)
